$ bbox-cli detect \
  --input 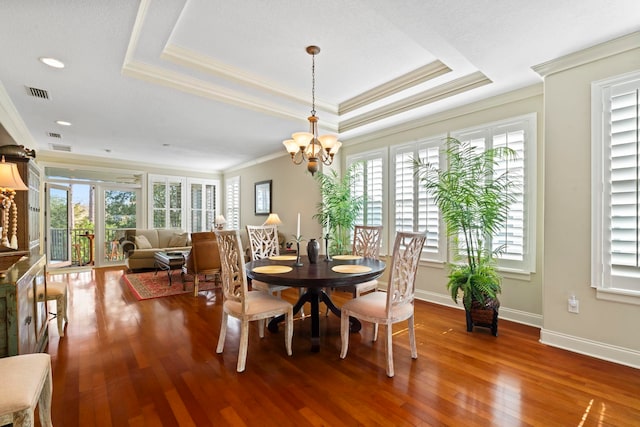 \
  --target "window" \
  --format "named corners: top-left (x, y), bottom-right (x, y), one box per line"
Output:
top-left (592, 71), bottom-right (640, 302)
top-left (452, 114), bottom-right (536, 273)
top-left (348, 151), bottom-right (385, 227)
top-left (391, 137), bottom-right (445, 261)
top-left (225, 176), bottom-right (241, 230)
top-left (188, 179), bottom-right (220, 232)
top-left (149, 175), bottom-right (185, 229)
